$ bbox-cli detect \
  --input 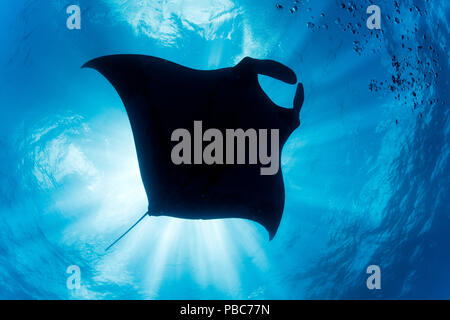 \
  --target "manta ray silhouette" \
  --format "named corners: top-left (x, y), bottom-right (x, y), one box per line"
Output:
top-left (82, 55), bottom-right (304, 249)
